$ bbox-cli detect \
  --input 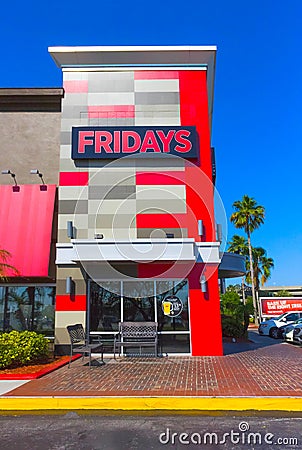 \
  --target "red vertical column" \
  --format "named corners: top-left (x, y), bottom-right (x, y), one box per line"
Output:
top-left (179, 70), bottom-right (216, 242)
top-left (189, 265), bottom-right (223, 356)
top-left (179, 71), bottom-right (222, 356)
